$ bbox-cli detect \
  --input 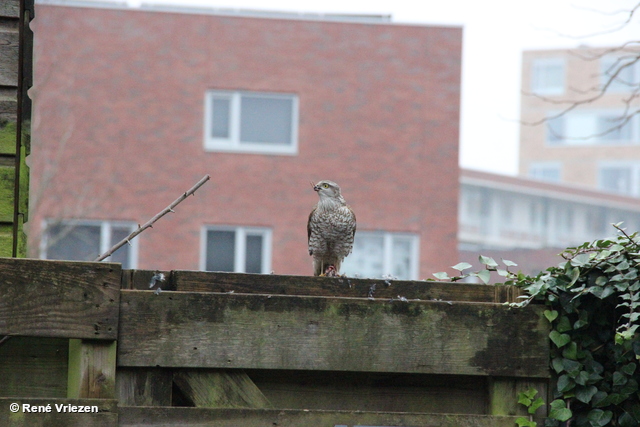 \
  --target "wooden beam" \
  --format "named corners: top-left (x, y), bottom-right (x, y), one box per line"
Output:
top-left (0, 258), bottom-right (121, 340)
top-left (173, 370), bottom-right (271, 408)
top-left (67, 339), bottom-right (117, 399)
top-left (117, 290), bottom-right (549, 377)
top-left (118, 407), bottom-right (521, 427)
top-left (161, 270), bottom-right (521, 302)
top-left (0, 398), bottom-right (117, 427)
